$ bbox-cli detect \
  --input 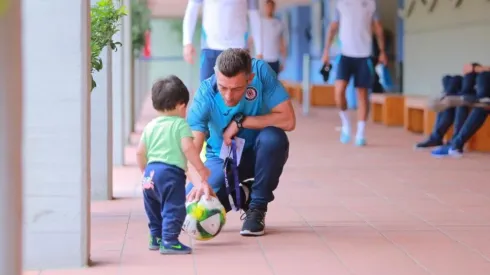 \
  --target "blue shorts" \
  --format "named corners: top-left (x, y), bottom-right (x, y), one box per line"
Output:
top-left (336, 55), bottom-right (374, 89)
top-left (267, 61), bottom-right (280, 75)
top-left (200, 49), bottom-right (223, 82)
